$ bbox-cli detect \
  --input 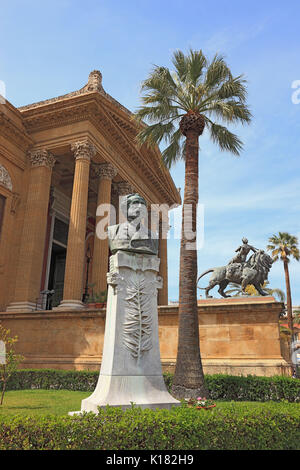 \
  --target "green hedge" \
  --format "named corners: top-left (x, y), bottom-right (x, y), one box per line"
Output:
top-left (6, 369), bottom-right (98, 392)
top-left (0, 404), bottom-right (299, 450)
top-left (205, 374), bottom-right (300, 402)
top-left (6, 369), bottom-right (300, 402)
